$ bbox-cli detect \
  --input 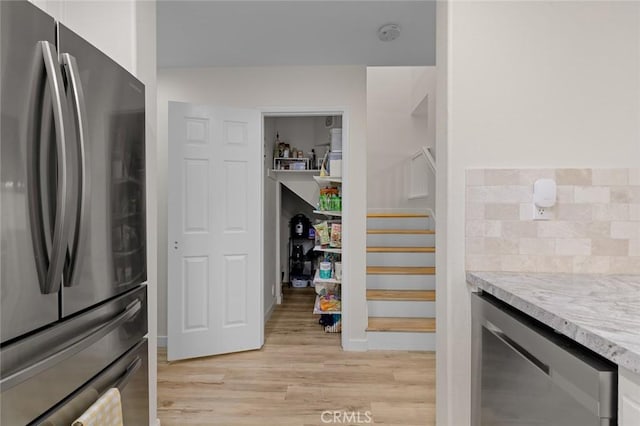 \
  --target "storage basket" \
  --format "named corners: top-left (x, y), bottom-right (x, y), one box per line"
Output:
top-left (291, 278), bottom-right (309, 288)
